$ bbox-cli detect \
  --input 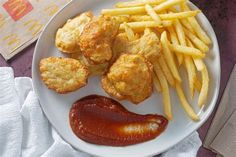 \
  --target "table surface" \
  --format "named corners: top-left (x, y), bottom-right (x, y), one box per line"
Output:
top-left (0, 0), bottom-right (235, 156)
